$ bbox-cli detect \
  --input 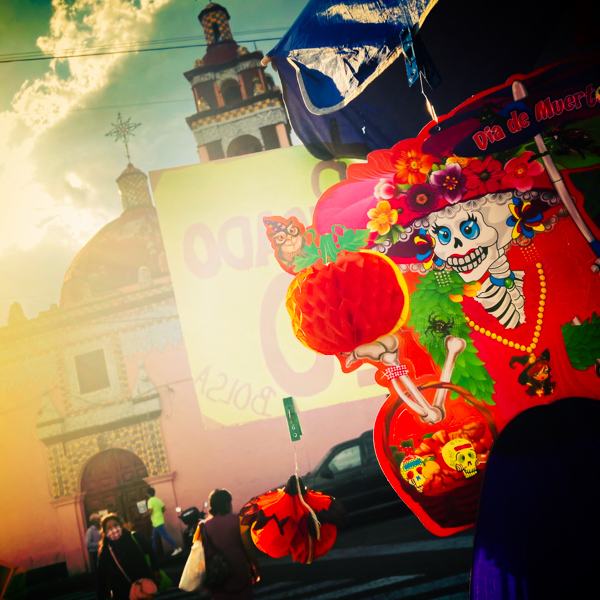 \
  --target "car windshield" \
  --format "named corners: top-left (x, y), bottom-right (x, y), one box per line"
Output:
top-left (304, 430), bottom-right (373, 478)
